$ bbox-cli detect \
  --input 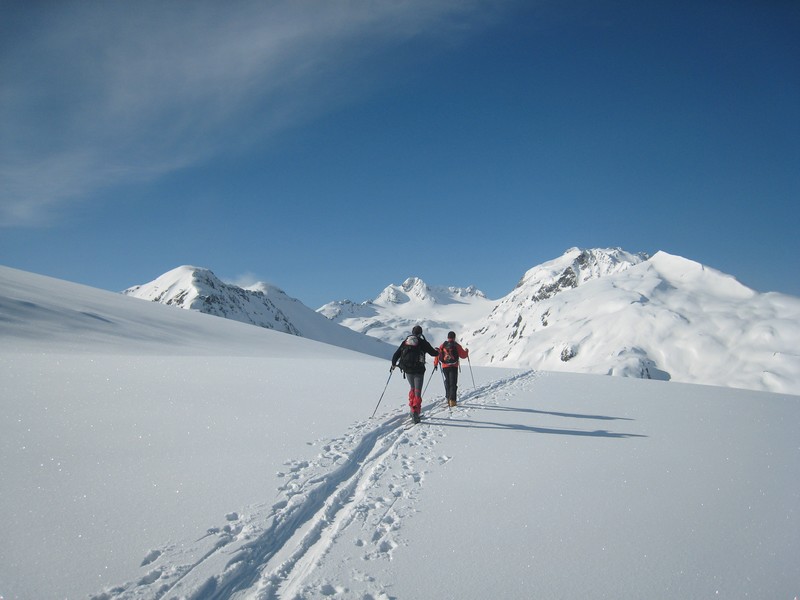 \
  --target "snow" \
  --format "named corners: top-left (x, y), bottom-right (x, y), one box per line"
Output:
top-left (1, 264), bottom-right (799, 599)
